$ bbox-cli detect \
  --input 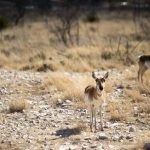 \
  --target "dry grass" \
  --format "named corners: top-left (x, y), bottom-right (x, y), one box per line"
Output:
top-left (109, 102), bottom-right (132, 121)
top-left (46, 72), bottom-right (94, 102)
top-left (0, 15), bottom-right (149, 71)
top-left (125, 89), bottom-right (145, 103)
top-left (129, 136), bottom-right (150, 150)
top-left (129, 141), bottom-right (145, 150)
top-left (139, 102), bottom-right (150, 114)
top-left (75, 121), bottom-right (87, 132)
top-left (9, 99), bottom-right (29, 113)
top-left (138, 84), bottom-right (150, 95)
top-left (105, 82), bottom-right (113, 93)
